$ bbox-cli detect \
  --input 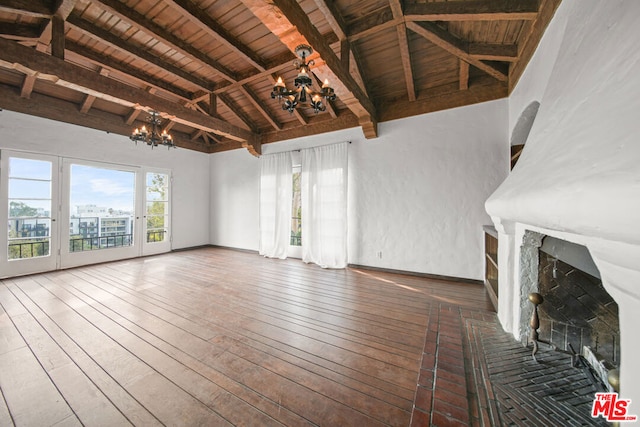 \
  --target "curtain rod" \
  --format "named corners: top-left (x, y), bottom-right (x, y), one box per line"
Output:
top-left (292, 141), bottom-right (351, 152)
